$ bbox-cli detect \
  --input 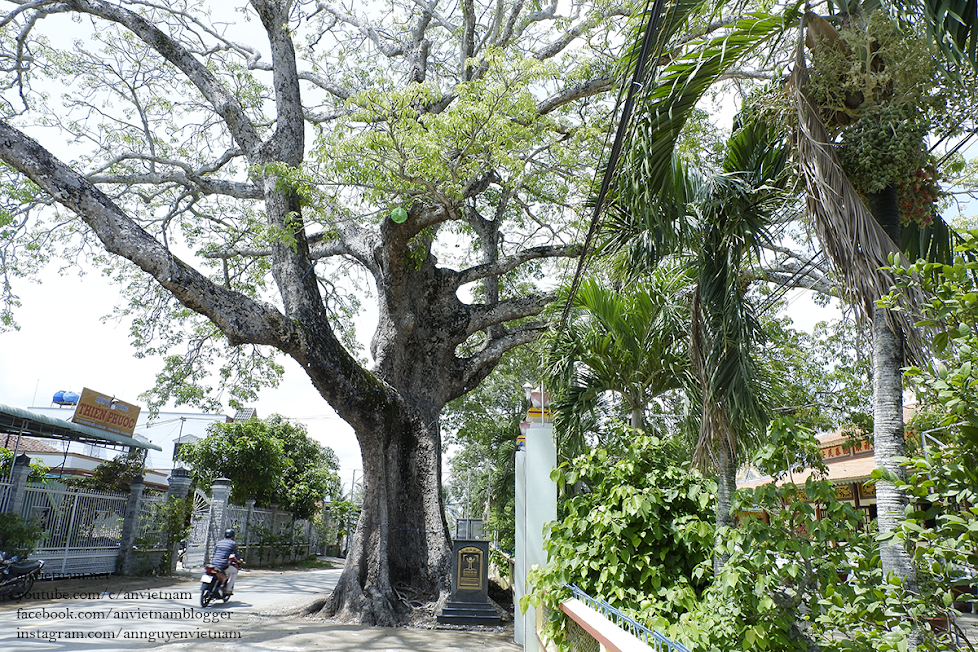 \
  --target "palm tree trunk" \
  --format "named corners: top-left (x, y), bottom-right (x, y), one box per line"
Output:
top-left (630, 406), bottom-right (644, 431)
top-left (713, 440), bottom-right (737, 575)
top-left (867, 188), bottom-right (917, 589)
